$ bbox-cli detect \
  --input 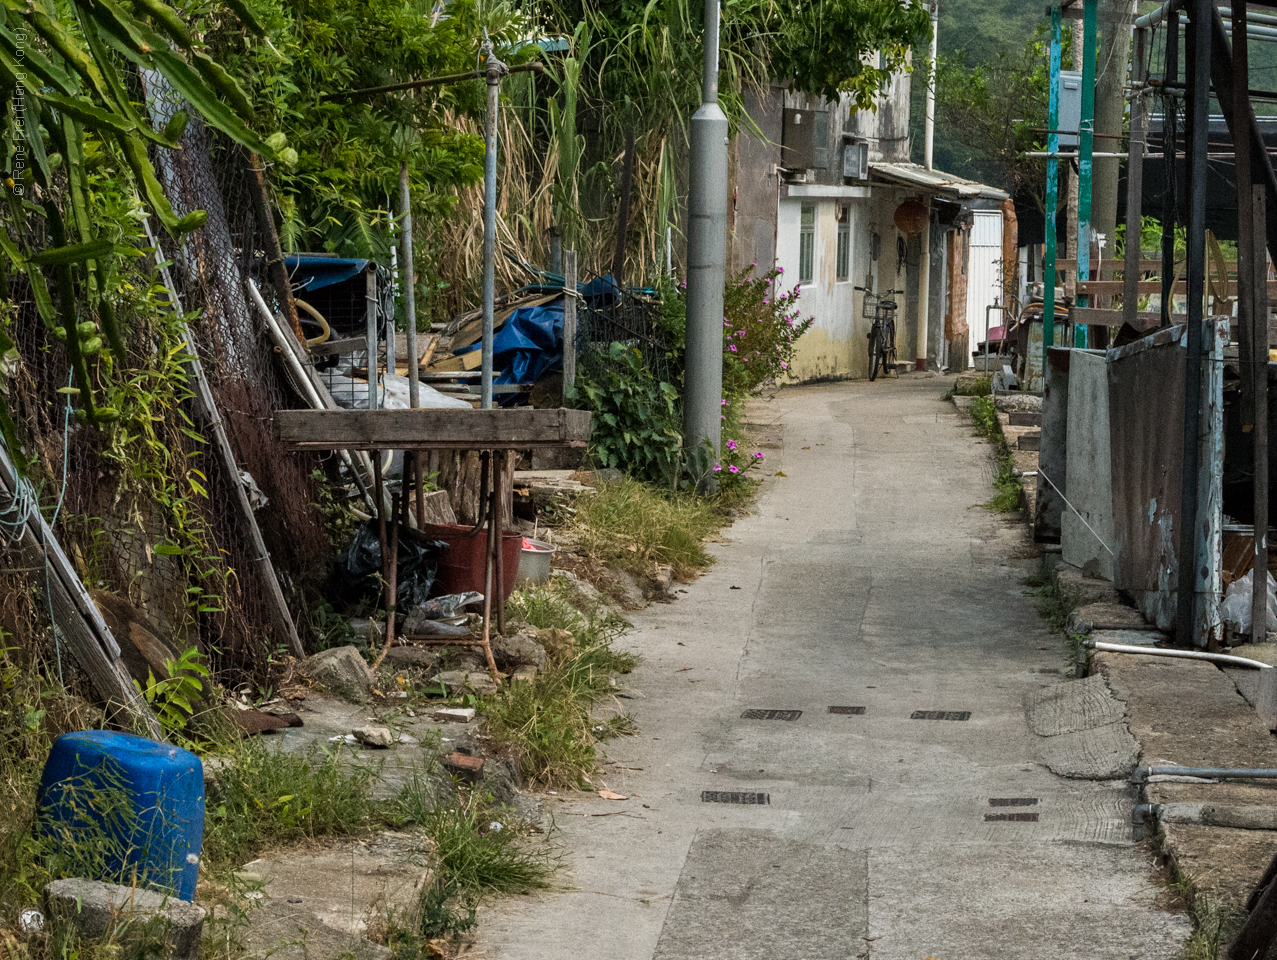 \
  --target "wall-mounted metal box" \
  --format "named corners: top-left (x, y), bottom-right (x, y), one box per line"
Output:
top-left (842, 139), bottom-right (869, 180)
top-left (1058, 70), bottom-right (1081, 148)
top-left (782, 108), bottom-right (829, 170)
